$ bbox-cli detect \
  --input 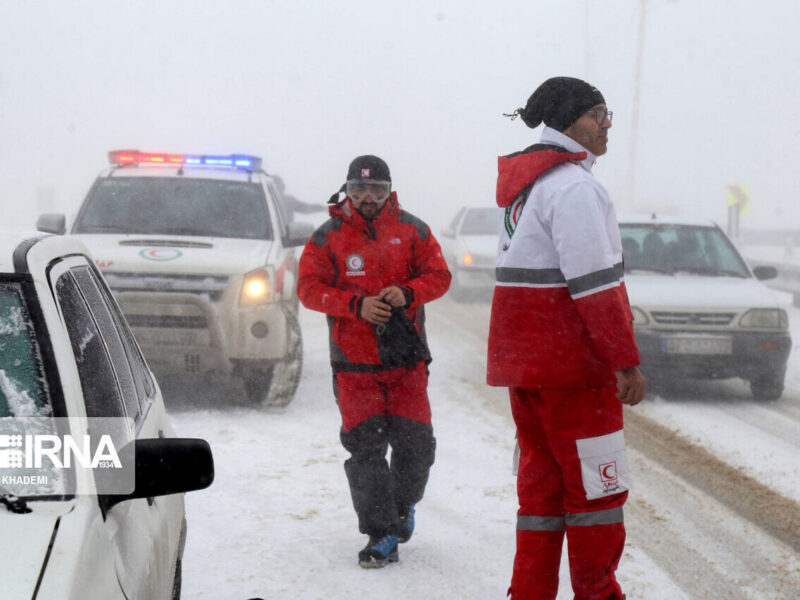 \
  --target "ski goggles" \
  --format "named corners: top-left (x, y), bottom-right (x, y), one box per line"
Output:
top-left (346, 180), bottom-right (391, 202)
